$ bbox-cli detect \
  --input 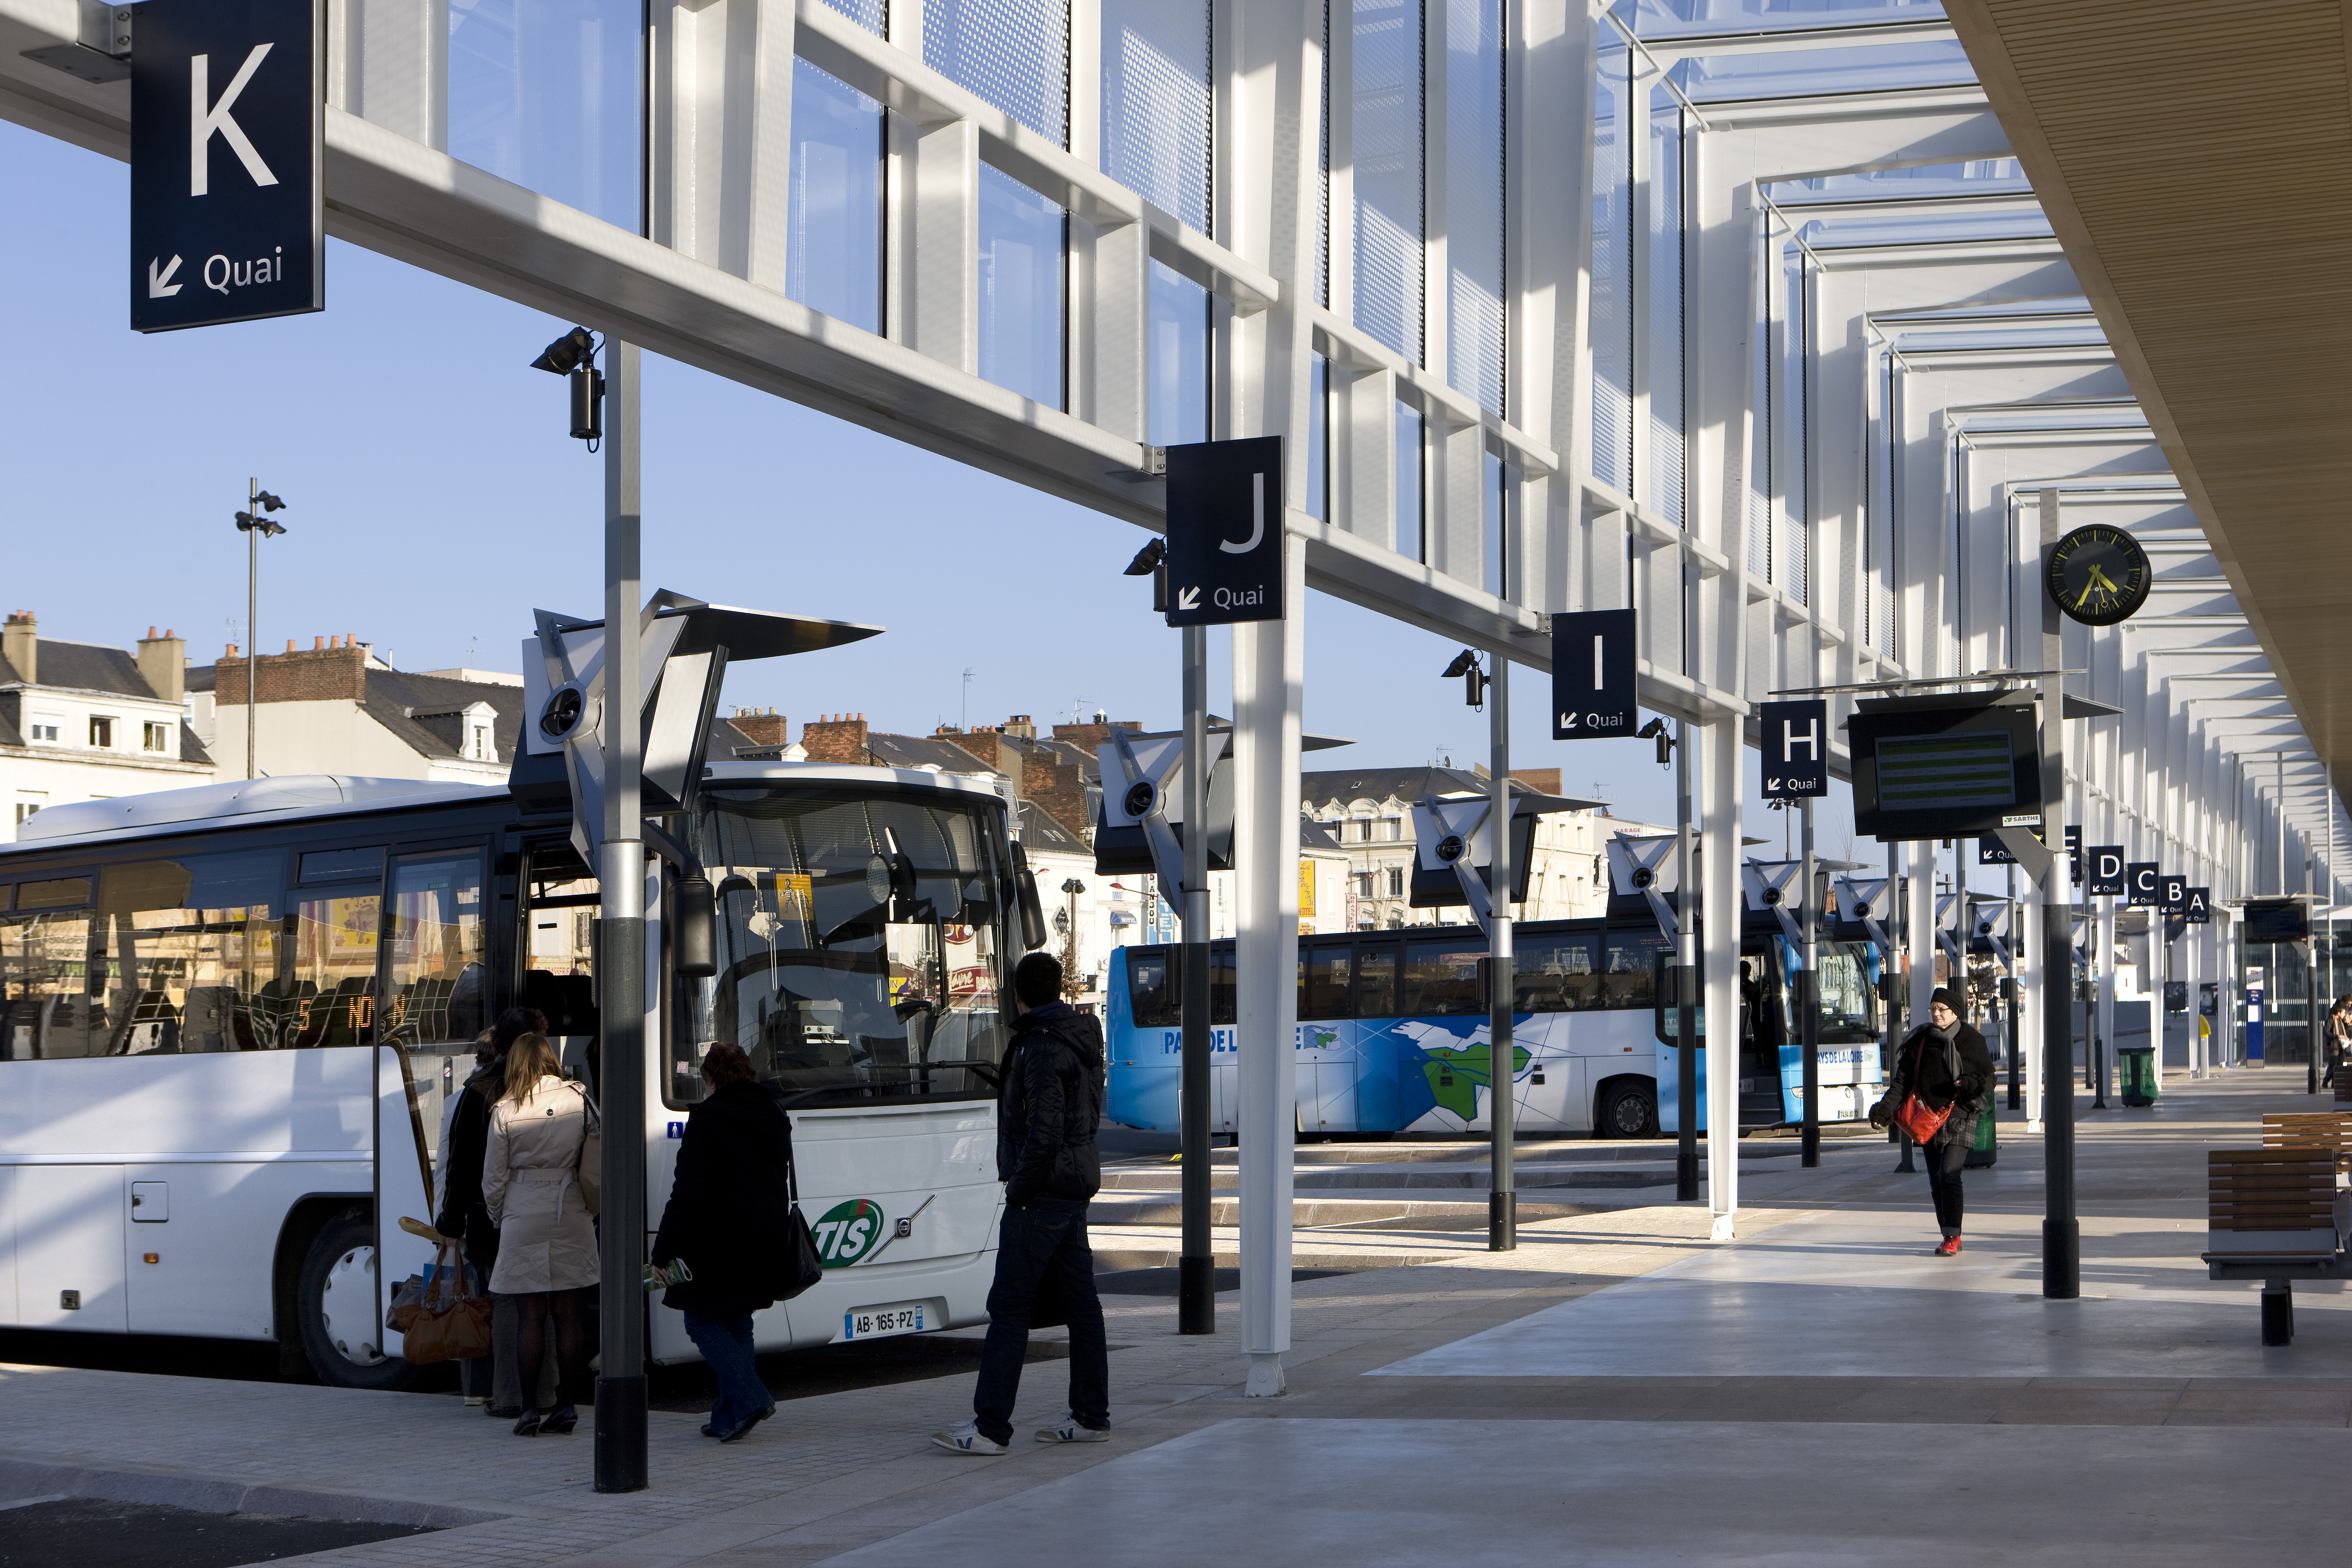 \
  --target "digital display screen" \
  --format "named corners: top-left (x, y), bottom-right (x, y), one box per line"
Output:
top-left (2243, 900), bottom-right (2308, 944)
top-left (1872, 732), bottom-right (2017, 811)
